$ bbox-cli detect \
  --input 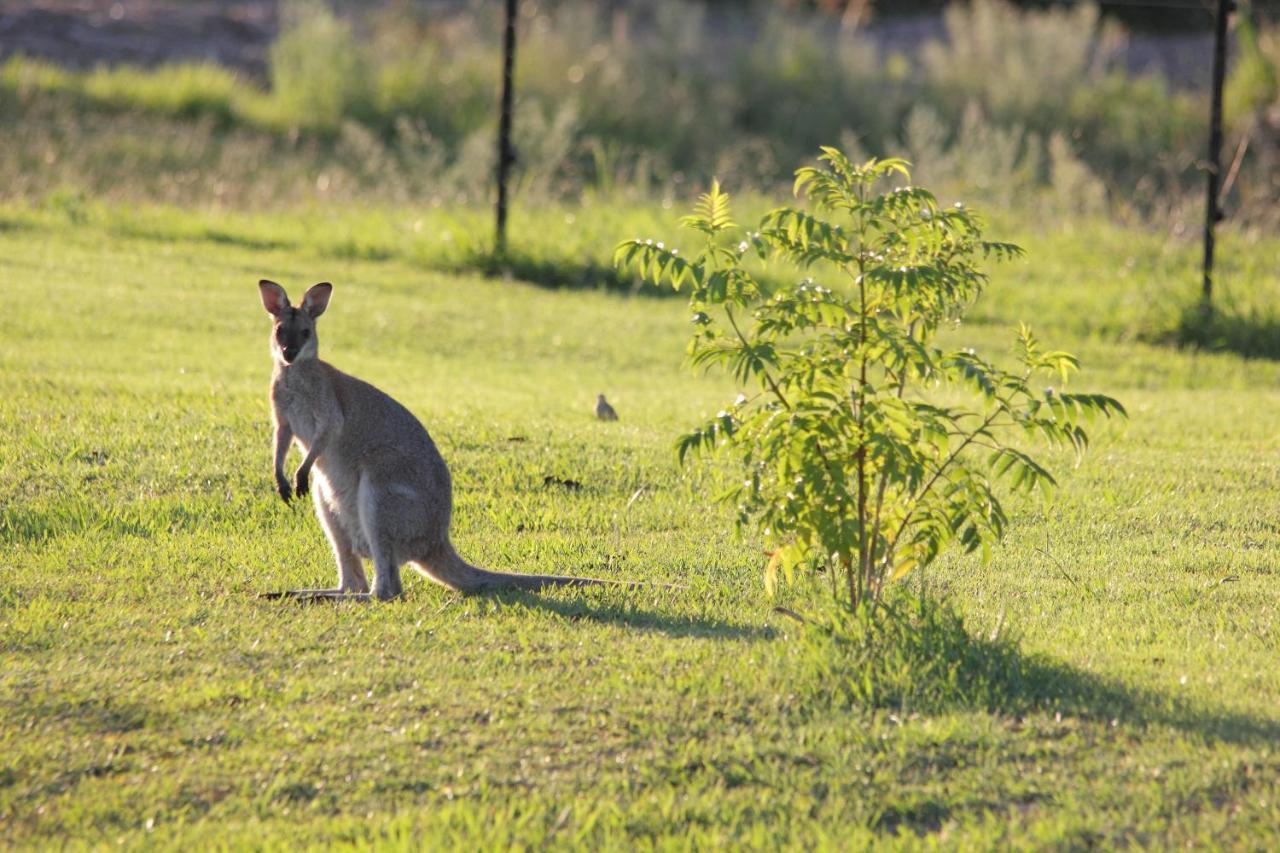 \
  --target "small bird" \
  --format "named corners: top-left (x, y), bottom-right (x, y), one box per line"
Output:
top-left (595, 393), bottom-right (618, 421)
